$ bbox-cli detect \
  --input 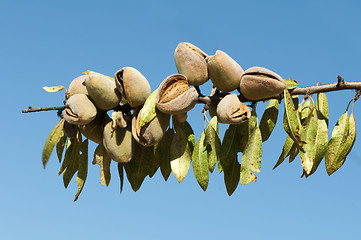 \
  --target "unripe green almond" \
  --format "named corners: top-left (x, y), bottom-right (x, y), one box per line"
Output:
top-left (156, 74), bottom-right (198, 114)
top-left (84, 71), bottom-right (122, 110)
top-left (216, 94), bottom-right (251, 124)
top-left (132, 108), bottom-right (170, 146)
top-left (79, 112), bottom-right (106, 144)
top-left (65, 75), bottom-right (89, 100)
top-left (63, 120), bottom-right (78, 138)
top-left (240, 67), bottom-right (286, 100)
top-left (103, 116), bottom-right (133, 163)
top-left (207, 50), bottom-right (244, 92)
top-left (63, 93), bottom-right (97, 125)
top-left (115, 67), bottom-right (151, 108)
top-left (174, 42), bottom-right (209, 86)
